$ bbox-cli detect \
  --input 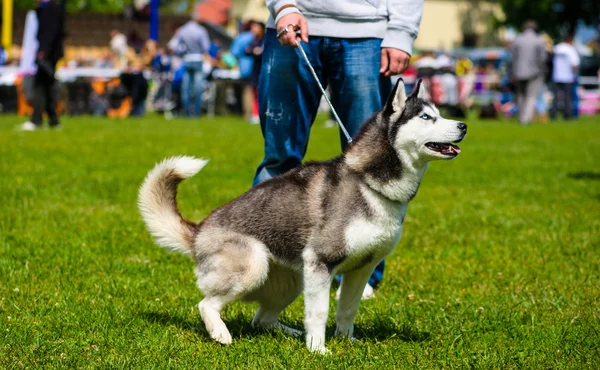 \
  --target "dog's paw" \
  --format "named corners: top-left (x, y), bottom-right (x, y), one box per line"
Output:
top-left (307, 341), bottom-right (330, 355)
top-left (334, 323), bottom-right (354, 338)
top-left (307, 344), bottom-right (330, 355)
top-left (210, 327), bottom-right (233, 345)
